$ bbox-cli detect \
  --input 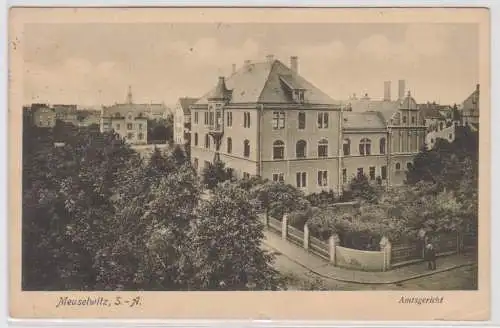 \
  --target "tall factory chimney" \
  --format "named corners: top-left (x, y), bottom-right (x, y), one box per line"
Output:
top-left (383, 81), bottom-right (391, 101)
top-left (398, 80), bottom-right (406, 100)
